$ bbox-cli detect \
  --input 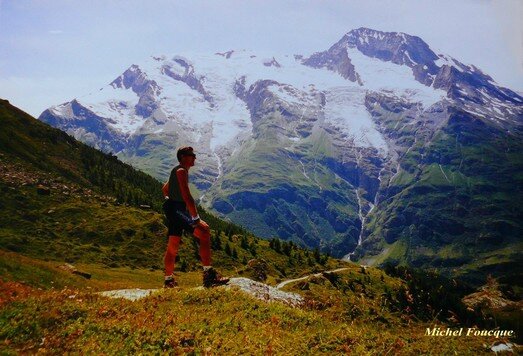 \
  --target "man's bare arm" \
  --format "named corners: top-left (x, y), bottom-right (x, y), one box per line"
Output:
top-left (162, 181), bottom-right (169, 198)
